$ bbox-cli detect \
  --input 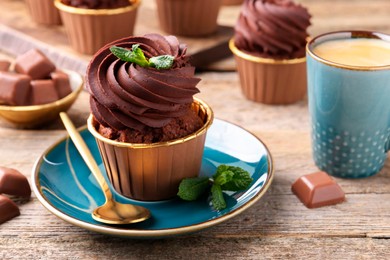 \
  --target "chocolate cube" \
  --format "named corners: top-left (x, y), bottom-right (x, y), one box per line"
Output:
top-left (0, 72), bottom-right (31, 105)
top-left (0, 166), bottom-right (31, 198)
top-left (291, 171), bottom-right (345, 208)
top-left (14, 49), bottom-right (55, 80)
top-left (0, 60), bottom-right (11, 71)
top-left (31, 80), bottom-right (59, 105)
top-left (51, 71), bottom-right (72, 99)
top-left (0, 195), bottom-right (20, 224)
